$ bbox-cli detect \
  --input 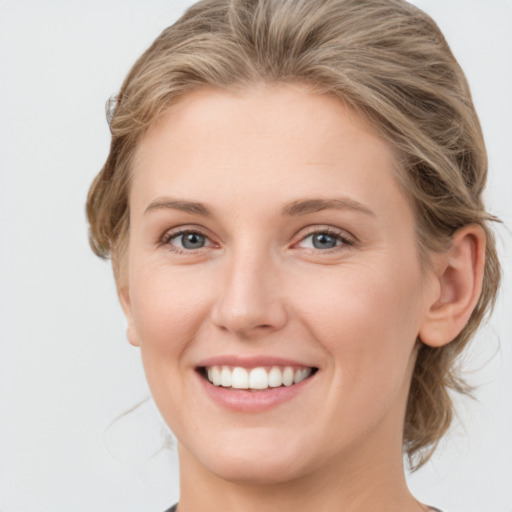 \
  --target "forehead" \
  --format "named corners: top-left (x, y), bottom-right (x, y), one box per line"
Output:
top-left (130, 83), bottom-right (410, 225)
